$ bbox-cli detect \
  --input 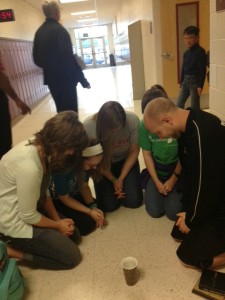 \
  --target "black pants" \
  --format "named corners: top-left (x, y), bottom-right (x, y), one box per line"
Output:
top-left (172, 223), bottom-right (225, 269)
top-left (94, 160), bottom-right (143, 212)
top-left (48, 82), bottom-right (78, 113)
top-left (0, 90), bottom-right (12, 159)
top-left (54, 194), bottom-right (96, 236)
